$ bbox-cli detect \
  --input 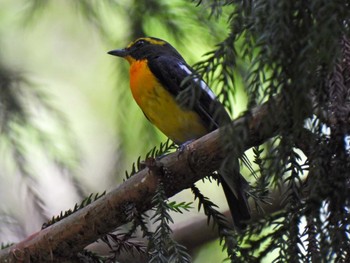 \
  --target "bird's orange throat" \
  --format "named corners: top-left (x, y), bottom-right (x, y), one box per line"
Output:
top-left (129, 59), bottom-right (158, 106)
